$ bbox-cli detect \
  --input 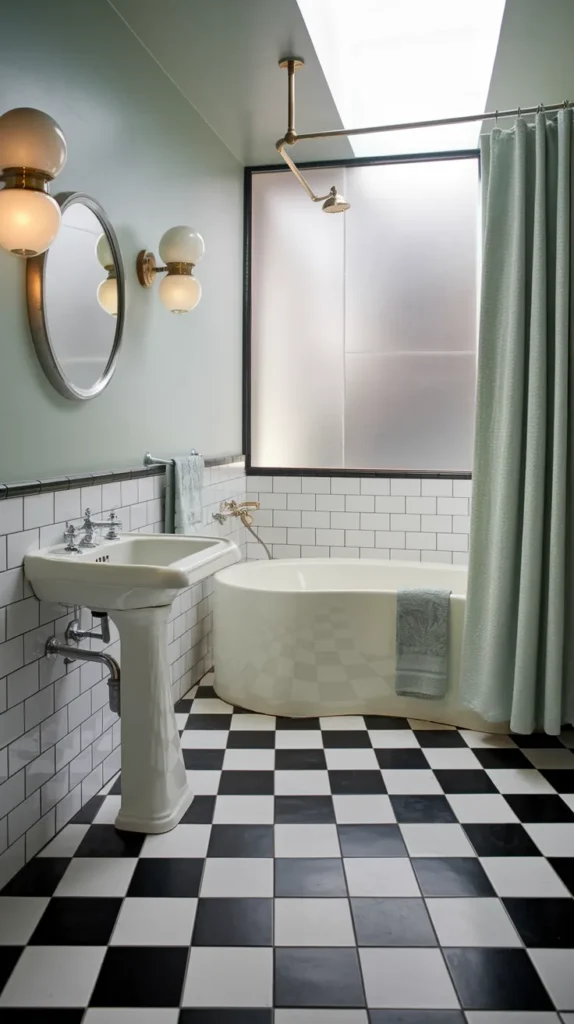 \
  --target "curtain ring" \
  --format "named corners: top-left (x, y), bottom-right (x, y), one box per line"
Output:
top-left (495, 109), bottom-right (499, 126)
top-left (537, 103), bottom-right (545, 115)
top-left (517, 105), bottom-right (522, 119)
